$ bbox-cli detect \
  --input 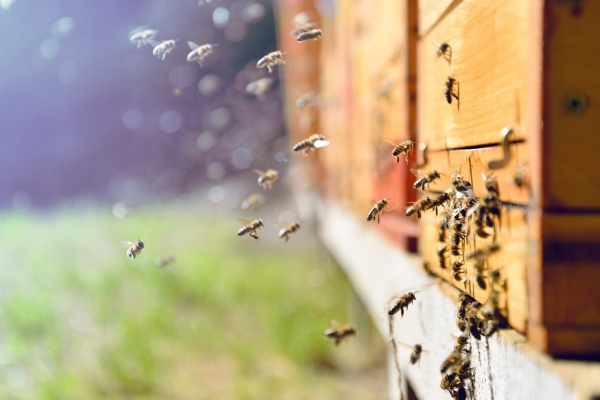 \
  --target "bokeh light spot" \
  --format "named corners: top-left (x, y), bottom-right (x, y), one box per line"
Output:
top-left (40, 38), bottom-right (59, 59)
top-left (198, 74), bottom-right (219, 96)
top-left (159, 110), bottom-right (183, 133)
top-left (224, 22), bottom-right (246, 42)
top-left (208, 185), bottom-right (225, 203)
top-left (213, 7), bottom-right (229, 27)
top-left (231, 148), bottom-right (253, 170)
top-left (275, 152), bottom-right (287, 162)
top-left (122, 108), bottom-right (143, 130)
top-left (242, 3), bottom-right (265, 22)
top-left (208, 107), bottom-right (230, 130)
top-left (112, 203), bottom-right (127, 218)
top-left (169, 65), bottom-right (193, 89)
top-left (197, 132), bottom-right (215, 150)
top-left (206, 162), bottom-right (226, 180)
